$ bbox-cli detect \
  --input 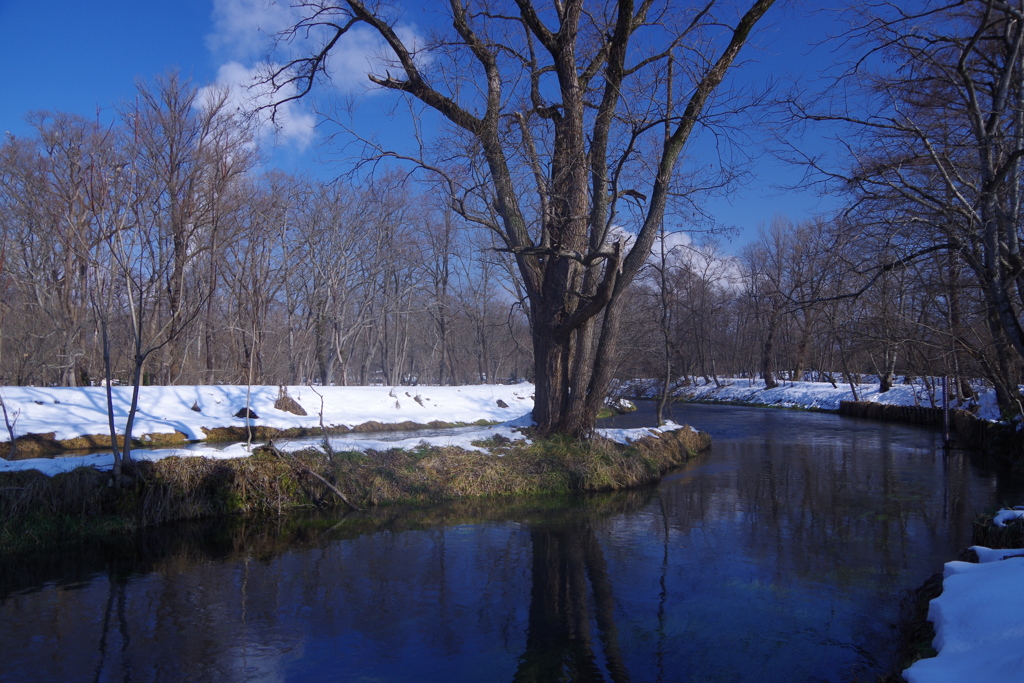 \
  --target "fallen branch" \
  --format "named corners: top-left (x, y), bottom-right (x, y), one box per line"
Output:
top-left (265, 441), bottom-right (361, 511)
top-left (309, 385), bottom-right (334, 456)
